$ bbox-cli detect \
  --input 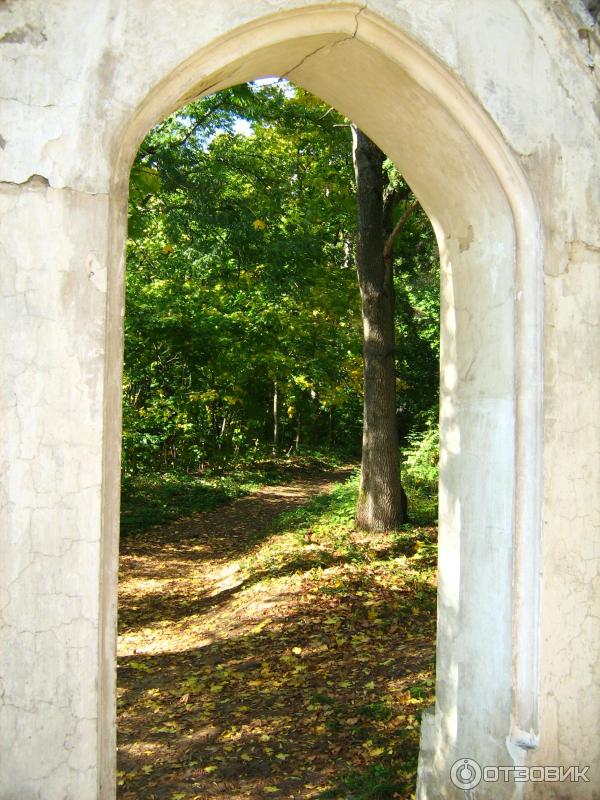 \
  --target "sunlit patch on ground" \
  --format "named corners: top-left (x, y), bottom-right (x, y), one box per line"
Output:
top-left (117, 470), bottom-right (436, 800)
